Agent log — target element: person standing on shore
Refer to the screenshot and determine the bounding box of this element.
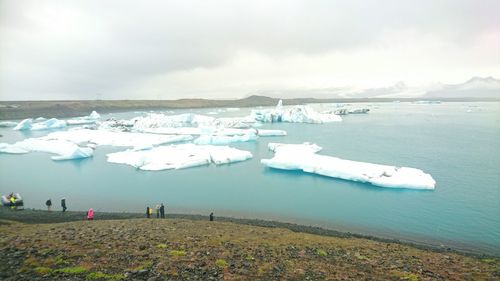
[146,206,151,218]
[209,212,214,221]
[46,199,52,212]
[61,198,67,212]
[155,204,160,218]
[160,203,165,218]
[87,208,94,220]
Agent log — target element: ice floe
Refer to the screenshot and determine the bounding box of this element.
[45,129,192,148]
[251,100,342,123]
[12,112,100,131]
[194,134,257,145]
[107,144,252,170]
[0,139,93,160]
[261,143,436,190]
[0,121,18,127]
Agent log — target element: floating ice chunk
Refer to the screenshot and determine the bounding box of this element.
[0,143,30,154]
[46,129,192,147]
[0,138,93,160]
[141,127,286,137]
[35,117,46,121]
[261,143,436,190]
[67,111,101,125]
[13,119,33,130]
[107,144,252,171]
[194,134,257,145]
[31,118,67,130]
[251,100,342,123]
[0,121,18,127]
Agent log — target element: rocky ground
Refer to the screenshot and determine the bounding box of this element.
[0,210,499,281]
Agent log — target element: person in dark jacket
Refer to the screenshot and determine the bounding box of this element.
[61,198,67,212]
[159,203,165,218]
[46,199,52,212]
[209,212,214,221]
[146,206,151,218]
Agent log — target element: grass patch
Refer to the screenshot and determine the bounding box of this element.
[401,273,419,281]
[54,255,69,266]
[156,243,167,249]
[316,249,327,257]
[86,272,125,281]
[215,259,228,268]
[169,250,186,256]
[34,267,53,275]
[131,261,153,271]
[245,255,254,261]
[55,266,88,275]
[481,258,496,263]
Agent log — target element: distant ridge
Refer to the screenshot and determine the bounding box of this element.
[424,76,500,98]
[1,95,499,120]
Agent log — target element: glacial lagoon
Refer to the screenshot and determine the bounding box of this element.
[0,102,499,254]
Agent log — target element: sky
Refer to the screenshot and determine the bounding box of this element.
[0,0,499,100]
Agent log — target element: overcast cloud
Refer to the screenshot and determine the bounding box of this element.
[0,0,499,100]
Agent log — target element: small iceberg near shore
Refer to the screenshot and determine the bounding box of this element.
[12,111,101,130]
[0,139,93,160]
[107,144,252,170]
[261,143,436,190]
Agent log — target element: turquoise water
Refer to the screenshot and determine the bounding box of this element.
[1,102,499,254]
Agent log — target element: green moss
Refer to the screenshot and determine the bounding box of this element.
[55,266,88,275]
[156,243,167,249]
[481,258,496,263]
[245,255,254,261]
[215,259,228,268]
[401,273,419,281]
[169,250,186,256]
[86,272,125,281]
[54,255,69,266]
[34,267,53,275]
[316,249,327,257]
[132,261,153,271]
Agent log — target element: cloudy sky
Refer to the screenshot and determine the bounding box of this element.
[0,0,499,100]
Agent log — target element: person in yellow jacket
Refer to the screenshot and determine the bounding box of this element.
[10,196,16,209]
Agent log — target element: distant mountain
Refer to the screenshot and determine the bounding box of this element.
[424,76,500,98]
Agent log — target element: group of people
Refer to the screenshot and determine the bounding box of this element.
[44,198,93,220]
[41,198,213,222]
[146,203,165,218]
[44,198,66,212]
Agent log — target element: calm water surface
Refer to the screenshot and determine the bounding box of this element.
[1,102,499,254]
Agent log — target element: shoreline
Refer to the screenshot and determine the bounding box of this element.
[1,207,497,259]
[1,96,499,120]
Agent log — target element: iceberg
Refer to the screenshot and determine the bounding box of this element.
[0,138,93,160]
[0,121,18,127]
[251,100,342,123]
[13,119,33,130]
[46,129,193,148]
[141,127,286,137]
[13,118,67,131]
[261,143,436,190]
[67,111,101,125]
[107,144,252,171]
[194,134,257,145]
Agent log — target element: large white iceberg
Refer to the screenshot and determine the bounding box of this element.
[107,144,252,171]
[261,143,436,190]
[251,100,342,123]
[194,134,257,145]
[45,129,192,148]
[13,118,67,131]
[0,138,93,160]
[141,127,286,137]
